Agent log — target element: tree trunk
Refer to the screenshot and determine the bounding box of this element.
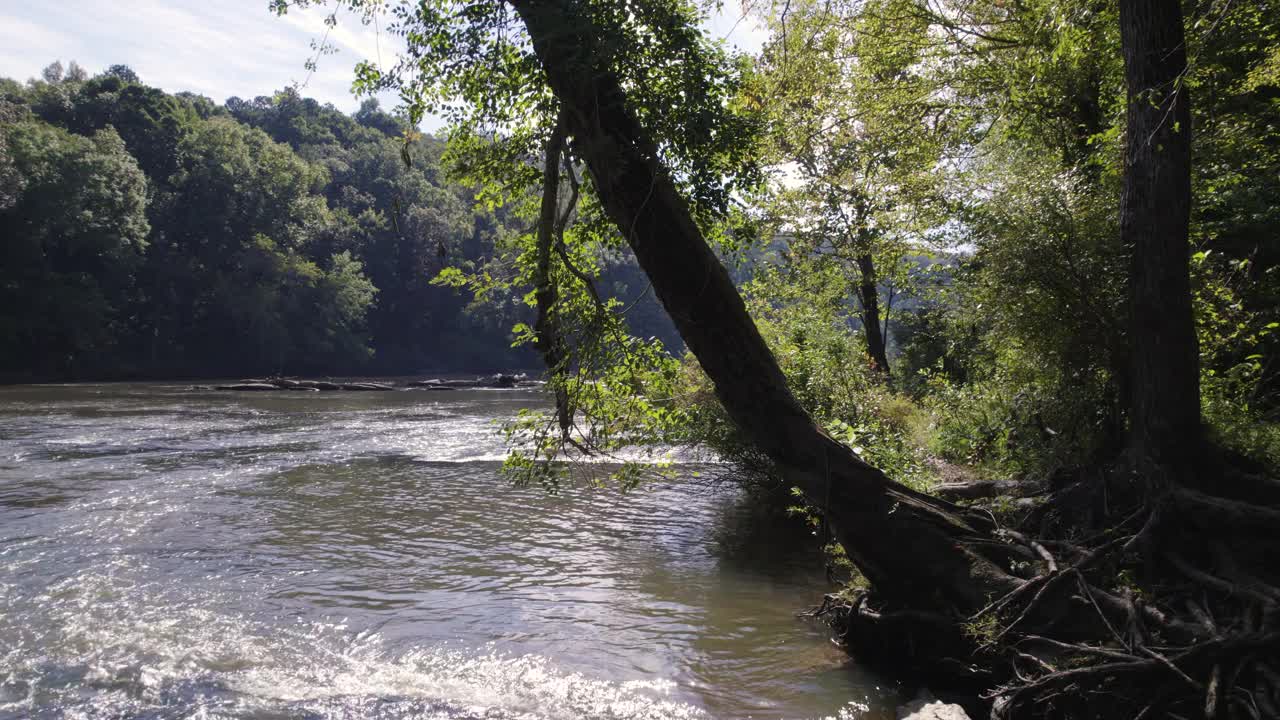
[1119,0,1200,467]
[510,0,1015,612]
[856,252,892,380]
[534,116,572,437]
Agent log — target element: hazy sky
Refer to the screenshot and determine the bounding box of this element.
[0,1,767,122]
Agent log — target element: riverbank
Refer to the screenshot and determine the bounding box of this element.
[0,368,548,387]
[207,373,545,392]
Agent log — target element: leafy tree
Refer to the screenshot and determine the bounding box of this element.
[56,74,201,181]
[40,61,63,84]
[139,116,334,373]
[207,236,376,372]
[103,64,140,84]
[750,0,944,381]
[1186,0,1280,419]
[228,88,526,372]
[0,61,543,378]
[0,120,148,375]
[0,99,23,213]
[354,98,404,137]
[65,61,88,83]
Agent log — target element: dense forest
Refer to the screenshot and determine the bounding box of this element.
[4,0,1280,716]
[0,62,676,380]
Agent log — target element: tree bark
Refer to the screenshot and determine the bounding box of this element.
[1119,0,1200,467]
[534,116,572,437]
[510,0,1016,612]
[856,252,892,380]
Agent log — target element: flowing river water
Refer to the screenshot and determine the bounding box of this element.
[0,383,900,719]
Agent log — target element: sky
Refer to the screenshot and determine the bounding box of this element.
[0,1,768,123]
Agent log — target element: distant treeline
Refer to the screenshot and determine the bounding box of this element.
[0,61,675,381]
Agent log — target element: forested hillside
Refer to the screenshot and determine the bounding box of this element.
[0,62,675,381]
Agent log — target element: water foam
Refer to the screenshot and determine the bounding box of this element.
[2,561,709,720]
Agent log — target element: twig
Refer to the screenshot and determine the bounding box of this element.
[1031,541,1057,573]
[1138,644,1203,691]
[1205,662,1222,719]
[1076,572,1131,652]
[1019,635,1139,663]
[990,572,1072,646]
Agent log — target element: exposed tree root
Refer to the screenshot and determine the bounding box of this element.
[935,480,1041,502]
[808,453,1280,719]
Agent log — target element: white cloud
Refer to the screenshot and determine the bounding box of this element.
[0,0,769,121]
[0,0,384,111]
[273,3,395,70]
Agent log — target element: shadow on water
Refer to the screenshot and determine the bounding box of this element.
[706,482,828,578]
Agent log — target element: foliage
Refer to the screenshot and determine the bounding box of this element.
[263,0,772,487]
[0,119,148,374]
[746,0,947,380]
[0,62,560,379]
[4,1,1278,487]
[1194,250,1280,465]
[667,260,935,494]
[283,0,766,234]
[743,0,1280,479]
[431,144,690,489]
[251,0,1280,490]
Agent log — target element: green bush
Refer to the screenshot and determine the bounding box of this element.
[671,266,935,492]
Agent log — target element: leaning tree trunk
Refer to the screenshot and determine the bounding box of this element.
[855,252,892,380]
[510,0,1016,614]
[533,115,573,437]
[1119,0,1199,468]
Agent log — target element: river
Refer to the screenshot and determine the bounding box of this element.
[0,382,899,719]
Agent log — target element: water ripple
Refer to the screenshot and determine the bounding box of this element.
[0,382,898,719]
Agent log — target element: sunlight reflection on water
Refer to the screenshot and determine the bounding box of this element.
[0,382,897,719]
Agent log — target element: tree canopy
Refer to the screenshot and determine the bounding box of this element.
[0,63,679,379]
